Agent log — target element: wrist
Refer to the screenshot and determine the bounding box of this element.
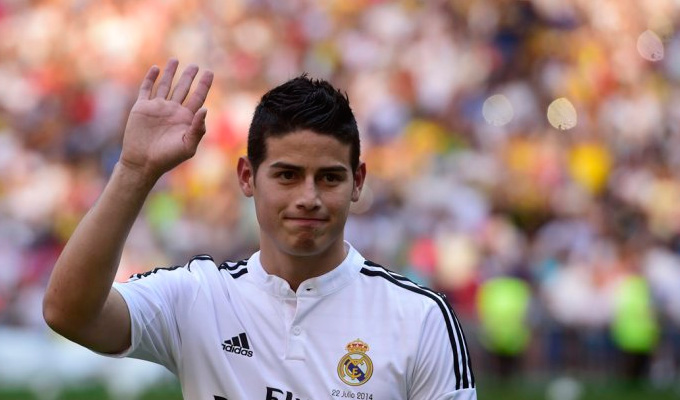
[113,161,161,191]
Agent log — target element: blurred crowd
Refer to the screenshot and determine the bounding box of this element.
[2,0,680,382]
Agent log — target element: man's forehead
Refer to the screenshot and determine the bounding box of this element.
[267,161,349,172]
[263,130,352,167]
[265,129,347,146]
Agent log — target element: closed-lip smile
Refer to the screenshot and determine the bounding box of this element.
[284,216,329,224]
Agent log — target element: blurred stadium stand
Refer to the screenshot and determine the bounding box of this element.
[0,327,174,399]
[2,0,680,397]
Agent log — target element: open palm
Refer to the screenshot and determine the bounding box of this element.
[120,59,214,179]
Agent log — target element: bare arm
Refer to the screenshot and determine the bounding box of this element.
[43,59,214,354]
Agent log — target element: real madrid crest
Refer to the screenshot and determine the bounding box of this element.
[337,339,373,386]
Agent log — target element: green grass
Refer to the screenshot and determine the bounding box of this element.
[0,382,182,400]
[476,376,680,400]
[1,378,678,400]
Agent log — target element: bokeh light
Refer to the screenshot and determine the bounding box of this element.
[637,29,665,61]
[482,94,514,127]
[547,97,578,131]
[1,1,680,399]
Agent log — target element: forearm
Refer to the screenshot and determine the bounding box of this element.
[43,162,157,332]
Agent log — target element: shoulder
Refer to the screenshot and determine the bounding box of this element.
[357,262,476,393]
[215,258,250,280]
[357,259,451,314]
[127,254,215,281]
[125,254,250,285]
[125,254,219,286]
[118,254,252,305]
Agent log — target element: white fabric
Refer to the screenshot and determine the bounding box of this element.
[110,243,476,399]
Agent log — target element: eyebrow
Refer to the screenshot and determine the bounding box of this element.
[269,162,349,173]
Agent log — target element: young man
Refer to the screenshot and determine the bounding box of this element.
[43,59,476,399]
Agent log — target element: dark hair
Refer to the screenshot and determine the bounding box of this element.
[247,74,360,175]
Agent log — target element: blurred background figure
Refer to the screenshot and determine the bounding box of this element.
[610,260,660,382]
[476,275,532,378]
[2,0,680,398]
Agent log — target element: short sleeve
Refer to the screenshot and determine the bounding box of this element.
[409,300,477,400]
[109,261,202,374]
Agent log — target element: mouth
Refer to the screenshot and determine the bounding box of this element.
[284,217,329,227]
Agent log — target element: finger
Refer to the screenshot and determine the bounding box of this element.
[154,58,179,99]
[183,108,209,151]
[184,70,214,113]
[169,64,199,104]
[137,65,160,100]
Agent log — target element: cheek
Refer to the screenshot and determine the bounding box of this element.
[256,196,279,214]
[324,192,353,214]
[255,182,284,204]
[254,188,290,219]
[254,191,279,222]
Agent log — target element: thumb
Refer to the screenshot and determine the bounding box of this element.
[184,108,208,151]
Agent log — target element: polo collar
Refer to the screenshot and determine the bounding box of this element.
[246,242,363,298]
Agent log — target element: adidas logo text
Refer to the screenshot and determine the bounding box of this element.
[222,344,253,357]
[222,332,254,358]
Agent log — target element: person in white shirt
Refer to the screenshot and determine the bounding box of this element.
[43,59,476,399]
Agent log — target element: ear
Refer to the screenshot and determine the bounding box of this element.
[351,162,367,202]
[237,156,255,197]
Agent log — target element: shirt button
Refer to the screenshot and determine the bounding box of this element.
[292,326,302,335]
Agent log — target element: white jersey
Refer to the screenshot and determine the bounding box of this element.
[110,243,476,400]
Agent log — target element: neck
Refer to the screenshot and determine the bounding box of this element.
[259,239,347,291]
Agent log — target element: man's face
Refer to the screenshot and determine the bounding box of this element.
[238,129,365,258]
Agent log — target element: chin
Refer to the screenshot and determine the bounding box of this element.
[286,240,323,256]
[283,235,335,257]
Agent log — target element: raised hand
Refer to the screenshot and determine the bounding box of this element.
[120,59,214,180]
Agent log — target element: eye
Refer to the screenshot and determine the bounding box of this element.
[322,173,344,183]
[279,171,296,181]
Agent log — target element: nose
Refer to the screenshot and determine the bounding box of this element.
[295,177,321,210]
